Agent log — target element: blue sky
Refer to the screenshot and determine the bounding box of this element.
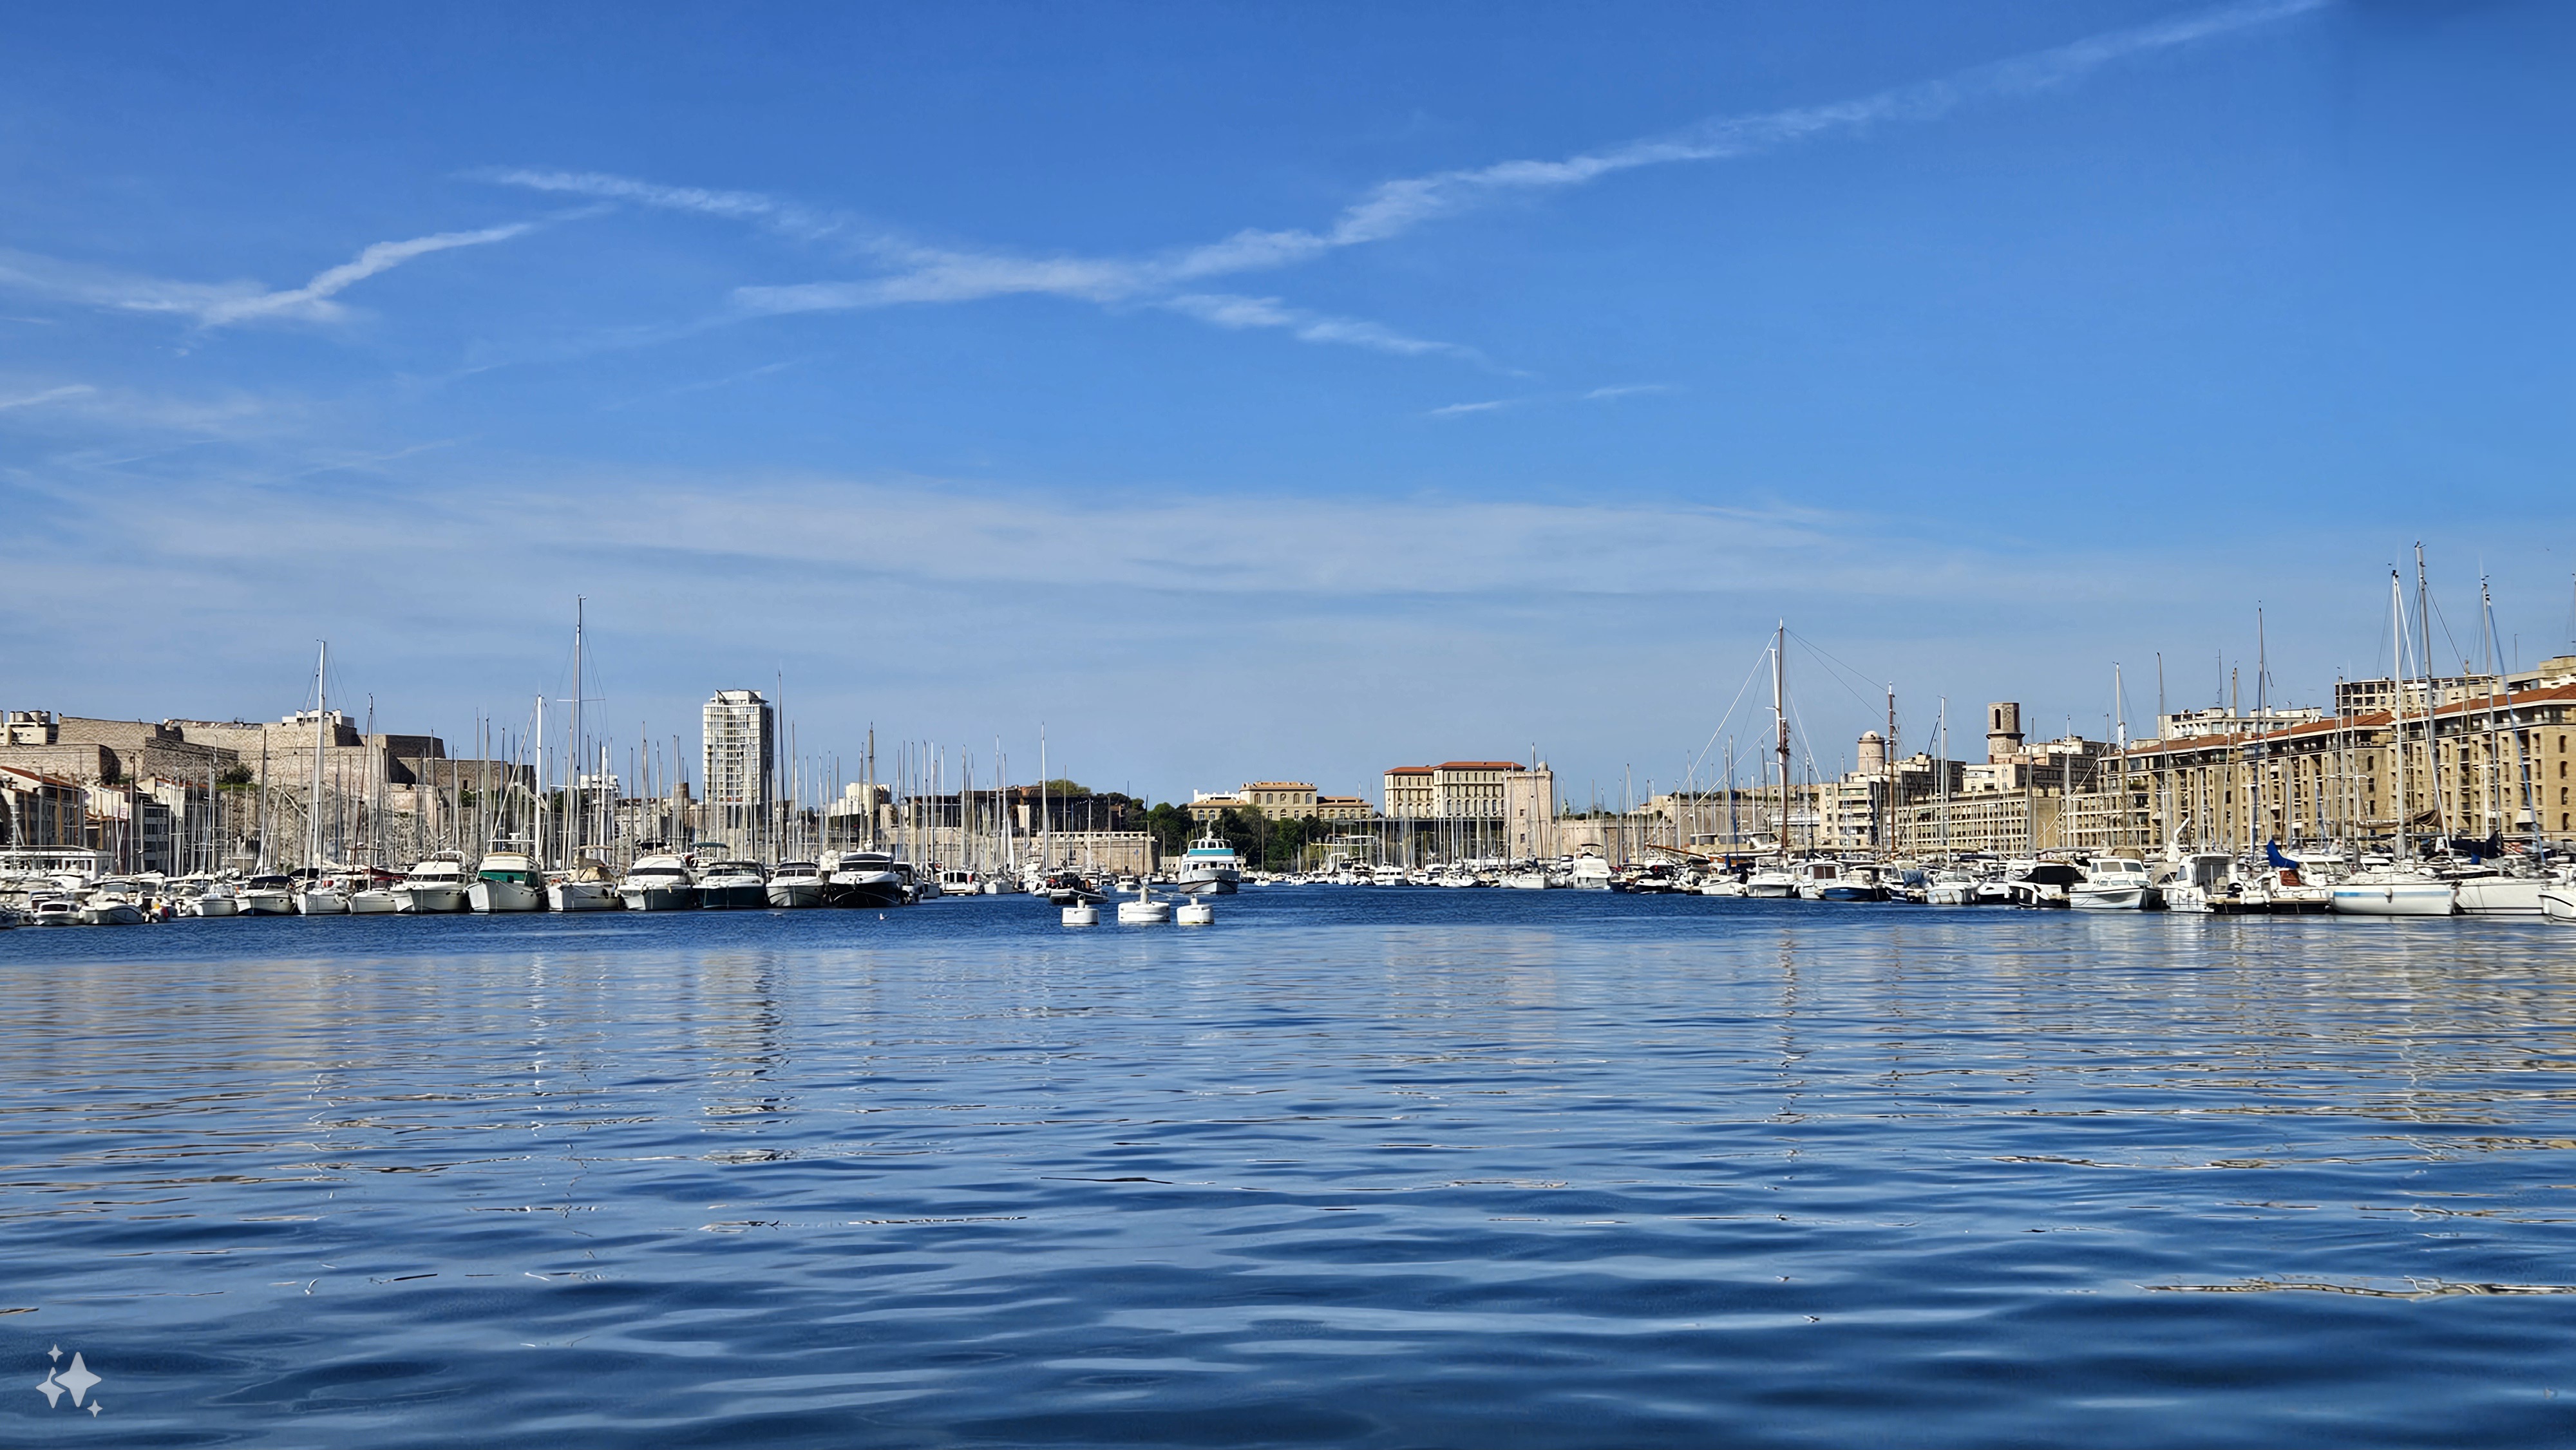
[3,1,2570,804]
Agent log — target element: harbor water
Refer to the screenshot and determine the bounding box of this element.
[6,892,2575,1446]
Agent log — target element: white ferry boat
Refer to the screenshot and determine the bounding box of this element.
[1174,830,1242,896]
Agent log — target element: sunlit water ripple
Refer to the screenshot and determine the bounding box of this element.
[6,890,2575,1446]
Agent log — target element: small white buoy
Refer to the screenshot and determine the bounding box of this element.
[1062,903,1099,926]
[1175,900,1213,925]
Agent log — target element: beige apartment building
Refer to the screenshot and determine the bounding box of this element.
[1379,760,1528,820]
[1871,668,2576,860]
[1188,782,1375,824]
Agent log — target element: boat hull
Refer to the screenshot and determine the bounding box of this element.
[2453,878,2550,916]
[2070,885,2146,910]
[765,881,824,909]
[2542,889,2576,925]
[829,878,909,909]
[697,883,768,910]
[469,880,545,913]
[2329,881,2456,916]
[618,885,699,912]
[346,890,400,914]
[1174,876,1237,896]
[82,902,147,926]
[295,890,348,916]
[548,881,621,912]
[236,890,295,916]
[191,894,240,918]
[393,883,468,914]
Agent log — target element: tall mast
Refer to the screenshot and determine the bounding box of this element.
[568,596,583,865]
[307,641,328,872]
[2391,569,2410,862]
[2254,607,2268,852]
[2113,664,2127,854]
[2413,544,2447,843]
[1771,621,1788,850]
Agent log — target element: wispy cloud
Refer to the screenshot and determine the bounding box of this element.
[0,221,539,328]
[601,357,810,410]
[1162,294,1492,362]
[1426,384,1671,417]
[0,384,96,411]
[476,0,2322,364]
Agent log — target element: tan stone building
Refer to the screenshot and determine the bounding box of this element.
[1187,782,1372,824]
[1380,760,1528,820]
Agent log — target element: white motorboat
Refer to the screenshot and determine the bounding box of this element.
[392,852,471,914]
[765,862,826,909]
[345,875,401,914]
[178,878,240,918]
[694,860,768,910]
[617,854,699,911]
[2541,883,2576,925]
[2159,852,2239,914]
[294,876,350,915]
[2002,860,2081,908]
[548,854,621,912]
[1567,852,1615,890]
[940,867,989,898]
[31,894,83,926]
[1502,866,1551,890]
[2452,873,2553,917]
[1743,861,1799,899]
[81,883,149,925]
[469,844,547,913]
[1924,869,1978,906]
[236,874,298,916]
[2070,858,2154,910]
[1174,831,1243,896]
[2329,868,2457,916]
[823,851,911,908]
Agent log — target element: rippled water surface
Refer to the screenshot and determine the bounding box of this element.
[8,891,2576,1446]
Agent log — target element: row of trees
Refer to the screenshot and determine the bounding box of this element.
[1142,802,1335,873]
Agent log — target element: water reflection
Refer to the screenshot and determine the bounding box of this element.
[5,898,2575,1447]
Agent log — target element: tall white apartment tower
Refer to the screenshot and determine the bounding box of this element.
[701,690,775,841]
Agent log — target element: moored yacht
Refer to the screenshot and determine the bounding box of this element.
[696,860,768,909]
[237,874,297,916]
[392,852,471,914]
[294,871,350,916]
[617,854,699,911]
[549,854,621,912]
[824,851,912,907]
[2070,858,2154,910]
[469,842,547,913]
[2329,866,2456,917]
[1174,830,1243,896]
[1743,860,1799,898]
[765,861,826,909]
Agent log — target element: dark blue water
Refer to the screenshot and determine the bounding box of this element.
[6,891,2575,1447]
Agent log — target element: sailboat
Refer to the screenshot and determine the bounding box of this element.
[294,643,350,916]
[2332,569,2459,916]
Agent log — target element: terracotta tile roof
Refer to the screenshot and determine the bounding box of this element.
[2116,683,2576,759]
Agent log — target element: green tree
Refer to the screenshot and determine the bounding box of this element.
[1144,802,1195,859]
